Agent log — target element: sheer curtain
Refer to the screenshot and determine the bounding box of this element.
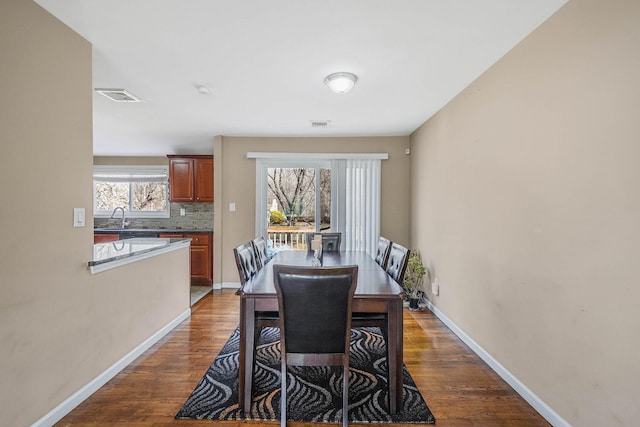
[341,159,381,256]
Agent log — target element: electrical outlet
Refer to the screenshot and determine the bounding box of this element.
[180,208,186,216]
[431,277,439,296]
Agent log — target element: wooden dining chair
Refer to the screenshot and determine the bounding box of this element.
[386,243,411,284]
[305,232,342,252]
[252,236,270,270]
[273,264,358,427]
[374,236,392,269]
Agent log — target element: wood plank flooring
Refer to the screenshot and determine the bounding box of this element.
[55,290,549,426]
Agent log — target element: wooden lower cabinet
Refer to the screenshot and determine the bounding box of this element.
[94,233,120,243]
[159,232,213,285]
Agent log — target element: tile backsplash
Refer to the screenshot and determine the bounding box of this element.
[94,202,214,230]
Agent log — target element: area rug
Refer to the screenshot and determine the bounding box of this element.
[176,327,435,423]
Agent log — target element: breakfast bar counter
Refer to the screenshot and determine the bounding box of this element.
[88,237,191,274]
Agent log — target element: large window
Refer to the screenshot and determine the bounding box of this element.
[252,153,388,256]
[93,166,170,218]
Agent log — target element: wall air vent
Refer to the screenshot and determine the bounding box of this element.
[310,120,331,128]
[95,88,141,102]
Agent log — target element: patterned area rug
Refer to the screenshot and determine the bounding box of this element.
[176,327,435,423]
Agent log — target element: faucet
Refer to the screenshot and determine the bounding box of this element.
[110,206,129,228]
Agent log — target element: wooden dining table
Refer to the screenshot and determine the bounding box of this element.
[236,249,405,415]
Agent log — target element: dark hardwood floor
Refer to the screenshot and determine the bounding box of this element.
[55,289,549,426]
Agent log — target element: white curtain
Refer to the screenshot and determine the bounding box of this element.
[343,159,381,256]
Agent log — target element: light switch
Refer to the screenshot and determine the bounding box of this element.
[229,202,236,212]
[73,208,85,227]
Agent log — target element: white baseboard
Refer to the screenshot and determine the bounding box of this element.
[32,308,191,427]
[218,281,241,289]
[422,300,570,427]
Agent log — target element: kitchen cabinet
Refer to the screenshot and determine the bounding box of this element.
[159,232,213,285]
[167,155,213,202]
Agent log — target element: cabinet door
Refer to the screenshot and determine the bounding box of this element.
[194,158,214,202]
[169,158,194,202]
[189,245,210,281]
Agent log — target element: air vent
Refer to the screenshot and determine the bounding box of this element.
[310,120,331,128]
[95,88,141,102]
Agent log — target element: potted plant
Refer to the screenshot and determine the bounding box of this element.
[403,251,430,311]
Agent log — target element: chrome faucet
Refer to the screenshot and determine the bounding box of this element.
[110,206,129,228]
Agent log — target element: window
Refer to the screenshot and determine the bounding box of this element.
[250,152,388,256]
[93,165,170,218]
[266,165,332,250]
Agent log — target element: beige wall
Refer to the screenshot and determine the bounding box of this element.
[0,2,190,425]
[410,0,640,425]
[214,136,410,284]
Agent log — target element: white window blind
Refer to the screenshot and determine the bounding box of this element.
[93,166,168,182]
[342,159,381,256]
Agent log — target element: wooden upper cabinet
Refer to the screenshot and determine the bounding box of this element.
[194,157,213,202]
[168,158,195,202]
[167,155,213,202]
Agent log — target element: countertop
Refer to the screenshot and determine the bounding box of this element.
[94,228,213,234]
[88,237,191,274]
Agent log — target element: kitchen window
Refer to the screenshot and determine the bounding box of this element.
[93,165,170,218]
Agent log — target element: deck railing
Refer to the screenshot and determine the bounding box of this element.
[267,230,310,251]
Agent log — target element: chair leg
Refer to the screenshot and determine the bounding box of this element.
[342,363,349,427]
[281,361,287,427]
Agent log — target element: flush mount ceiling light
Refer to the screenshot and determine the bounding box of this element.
[324,72,357,94]
[195,85,210,95]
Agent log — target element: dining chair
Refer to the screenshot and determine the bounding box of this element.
[252,236,270,270]
[386,243,411,284]
[273,264,358,427]
[233,241,260,285]
[352,236,393,386]
[374,236,392,269]
[234,241,280,382]
[305,232,342,252]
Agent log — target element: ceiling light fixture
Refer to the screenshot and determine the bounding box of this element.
[196,85,210,95]
[324,72,357,94]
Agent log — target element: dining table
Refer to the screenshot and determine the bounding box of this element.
[236,249,405,415]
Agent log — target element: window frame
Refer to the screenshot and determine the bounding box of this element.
[93,165,171,219]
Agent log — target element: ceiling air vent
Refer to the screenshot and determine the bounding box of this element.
[95,88,141,102]
[310,120,331,129]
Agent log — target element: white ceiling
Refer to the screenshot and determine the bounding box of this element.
[35,0,567,156]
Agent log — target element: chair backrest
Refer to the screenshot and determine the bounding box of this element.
[273,265,358,356]
[374,236,392,269]
[385,243,410,284]
[233,241,259,285]
[252,236,269,269]
[305,232,342,252]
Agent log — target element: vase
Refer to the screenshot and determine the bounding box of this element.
[408,298,420,311]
